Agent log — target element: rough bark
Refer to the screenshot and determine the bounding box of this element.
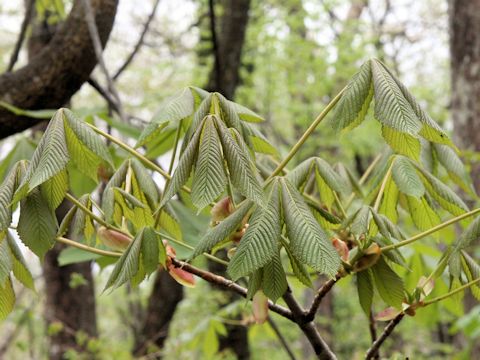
[206,0,251,99]
[450,0,480,355]
[44,201,98,360]
[0,0,118,139]
[133,270,184,358]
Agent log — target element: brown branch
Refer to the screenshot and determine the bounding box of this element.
[170,258,294,321]
[305,275,341,321]
[368,311,379,359]
[113,0,161,80]
[7,0,35,72]
[208,0,222,90]
[87,77,120,113]
[365,313,404,360]
[282,289,336,360]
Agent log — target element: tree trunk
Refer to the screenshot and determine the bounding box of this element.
[450,0,480,355]
[0,0,118,139]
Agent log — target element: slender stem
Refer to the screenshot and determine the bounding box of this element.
[64,193,110,229]
[381,207,480,252]
[167,120,183,176]
[86,122,192,194]
[56,237,121,257]
[306,275,341,321]
[368,311,379,359]
[267,317,297,360]
[345,153,383,209]
[267,88,346,180]
[365,313,404,360]
[333,191,347,219]
[423,277,480,306]
[372,159,394,212]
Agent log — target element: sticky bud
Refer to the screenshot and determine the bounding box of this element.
[252,290,269,324]
[353,243,381,272]
[211,197,234,223]
[98,226,132,251]
[331,238,349,262]
[167,264,196,288]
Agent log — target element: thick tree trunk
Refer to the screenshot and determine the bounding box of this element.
[450,0,480,355]
[133,270,184,358]
[0,0,118,139]
[206,0,251,99]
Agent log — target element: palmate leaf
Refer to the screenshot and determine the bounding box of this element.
[0,276,15,322]
[191,116,227,210]
[216,119,264,206]
[391,156,424,198]
[159,123,203,209]
[17,188,57,259]
[371,60,422,135]
[6,232,35,291]
[136,87,196,148]
[332,60,373,132]
[281,178,340,277]
[63,109,113,181]
[371,256,405,308]
[228,181,282,280]
[192,201,252,257]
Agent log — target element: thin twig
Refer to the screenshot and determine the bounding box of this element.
[88,77,122,115]
[113,0,161,80]
[305,275,341,321]
[365,313,404,359]
[267,317,297,360]
[81,0,127,122]
[6,0,35,72]
[368,311,379,359]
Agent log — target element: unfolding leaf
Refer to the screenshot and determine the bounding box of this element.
[371,256,405,308]
[357,270,374,316]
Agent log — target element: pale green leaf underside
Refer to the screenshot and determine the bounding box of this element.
[391,156,424,198]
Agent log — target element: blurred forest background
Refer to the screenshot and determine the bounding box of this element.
[0,0,479,359]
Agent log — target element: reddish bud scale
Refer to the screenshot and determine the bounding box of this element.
[211,197,234,223]
[252,290,269,324]
[331,238,349,261]
[98,226,132,251]
[353,243,381,272]
[162,240,196,288]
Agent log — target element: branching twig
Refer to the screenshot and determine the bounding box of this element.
[169,258,294,321]
[365,313,404,360]
[282,289,336,360]
[113,0,161,80]
[81,0,126,122]
[6,0,35,72]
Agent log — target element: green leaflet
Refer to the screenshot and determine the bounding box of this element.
[0,237,12,285]
[371,60,422,135]
[371,256,405,308]
[246,269,263,300]
[0,137,35,180]
[136,87,195,148]
[63,109,113,181]
[192,201,252,257]
[453,215,480,252]
[281,178,340,277]
[6,232,35,291]
[357,270,374,316]
[158,205,183,241]
[284,240,312,287]
[433,144,474,195]
[191,116,227,210]
[40,168,68,210]
[104,230,143,291]
[0,163,23,232]
[381,125,421,160]
[17,188,57,259]
[216,93,242,131]
[216,119,265,206]
[262,252,288,302]
[418,168,468,216]
[230,101,264,123]
[129,158,160,207]
[379,175,399,223]
[102,161,129,223]
[460,251,480,300]
[0,276,15,322]
[315,158,349,195]
[391,156,424,198]
[286,158,314,189]
[70,194,95,244]
[160,122,203,209]
[332,60,373,132]
[228,181,282,280]
[349,205,371,236]
[182,94,212,153]
[240,122,277,155]
[141,227,161,276]
[406,195,440,232]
